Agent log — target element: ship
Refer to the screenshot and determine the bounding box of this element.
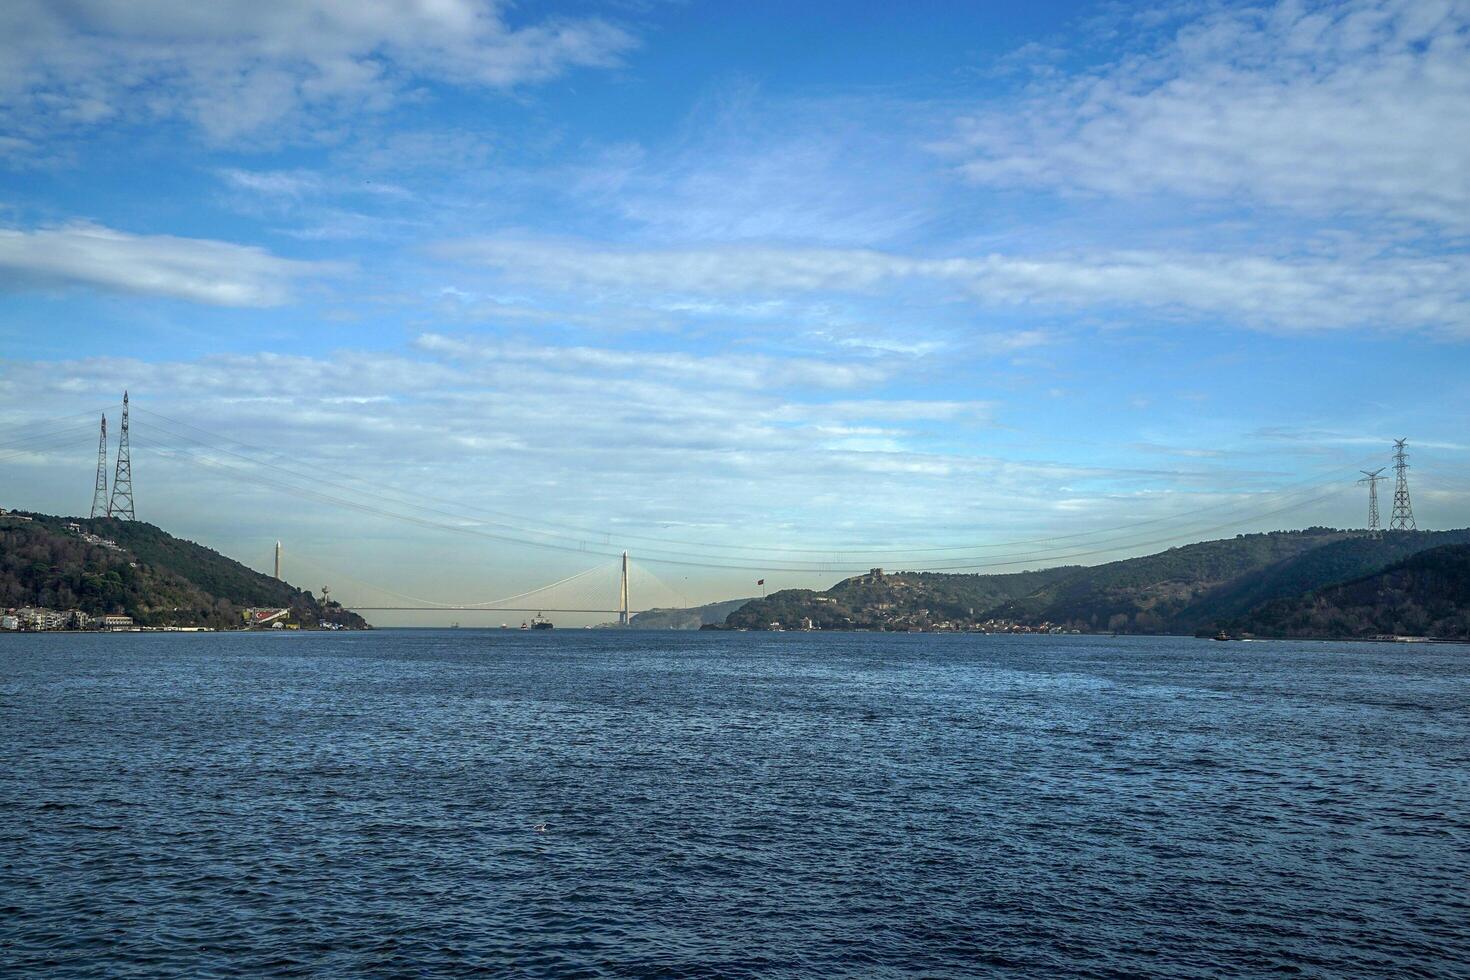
[531,613,554,630]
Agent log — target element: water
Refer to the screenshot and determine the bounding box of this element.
[2,631,1468,978]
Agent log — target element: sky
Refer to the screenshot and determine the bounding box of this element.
[2,0,1468,624]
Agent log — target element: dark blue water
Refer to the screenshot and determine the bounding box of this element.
[3,632,1468,978]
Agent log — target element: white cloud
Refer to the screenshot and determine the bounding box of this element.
[947,0,1470,228]
[1,342,1259,557]
[218,169,326,198]
[0,0,635,145]
[444,237,1470,336]
[0,221,336,306]
[443,238,911,294]
[412,333,889,391]
[774,400,995,424]
[565,86,938,246]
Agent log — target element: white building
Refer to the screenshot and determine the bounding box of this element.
[16,608,66,630]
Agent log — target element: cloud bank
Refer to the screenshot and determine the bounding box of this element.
[446,237,1470,336]
[0,0,635,145]
[0,222,335,306]
[950,0,1470,229]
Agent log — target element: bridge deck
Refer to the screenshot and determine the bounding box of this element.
[344,606,641,613]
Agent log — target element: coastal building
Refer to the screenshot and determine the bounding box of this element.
[1,615,17,630]
[102,614,134,630]
[16,607,67,630]
[242,608,290,627]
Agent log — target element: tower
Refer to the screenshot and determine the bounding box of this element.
[619,551,629,626]
[90,414,109,518]
[275,541,282,580]
[1389,438,1415,531]
[1357,468,1385,538]
[108,391,136,521]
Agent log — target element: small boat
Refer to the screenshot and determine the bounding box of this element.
[531,613,553,630]
[500,623,509,630]
[1213,630,1237,641]
[519,621,529,630]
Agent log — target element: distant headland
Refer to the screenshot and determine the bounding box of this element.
[0,510,368,632]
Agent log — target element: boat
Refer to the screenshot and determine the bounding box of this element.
[1213,630,1238,641]
[519,621,529,630]
[531,613,553,630]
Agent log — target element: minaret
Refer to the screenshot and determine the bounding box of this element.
[275,540,282,580]
[90,414,109,518]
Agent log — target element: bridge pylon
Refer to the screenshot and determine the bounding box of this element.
[620,551,629,626]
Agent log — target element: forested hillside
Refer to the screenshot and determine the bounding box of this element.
[0,513,367,629]
[719,529,1470,636]
[627,598,753,629]
[1233,544,1470,639]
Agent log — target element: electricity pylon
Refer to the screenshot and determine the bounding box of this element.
[1388,439,1415,531]
[108,391,136,520]
[1357,468,1385,538]
[90,414,109,518]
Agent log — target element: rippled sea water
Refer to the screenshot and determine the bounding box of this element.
[2,631,1468,978]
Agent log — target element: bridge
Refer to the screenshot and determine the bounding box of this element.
[297,550,691,625]
[1,400,1416,627]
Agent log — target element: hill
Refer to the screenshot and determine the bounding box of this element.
[1231,543,1470,640]
[719,529,1470,635]
[0,512,368,630]
[627,598,753,630]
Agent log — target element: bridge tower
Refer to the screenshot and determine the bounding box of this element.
[619,551,630,626]
[90,414,109,518]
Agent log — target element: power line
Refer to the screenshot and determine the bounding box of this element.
[131,404,1370,559]
[132,409,1368,571]
[140,429,1354,573]
[0,406,120,441]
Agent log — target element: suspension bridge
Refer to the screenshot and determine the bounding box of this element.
[2,397,1460,627]
[286,549,698,626]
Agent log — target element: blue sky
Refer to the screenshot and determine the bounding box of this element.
[2,0,1468,621]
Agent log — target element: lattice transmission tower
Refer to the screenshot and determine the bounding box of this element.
[90,414,109,518]
[1357,468,1385,538]
[1388,438,1415,531]
[108,391,136,520]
